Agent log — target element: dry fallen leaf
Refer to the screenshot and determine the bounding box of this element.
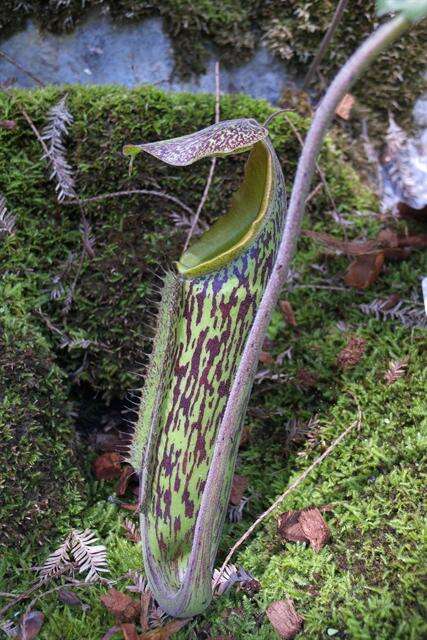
[229,474,248,506]
[58,588,85,607]
[279,300,297,327]
[20,611,44,640]
[278,508,330,552]
[335,93,355,120]
[117,464,135,496]
[93,452,123,481]
[266,599,303,639]
[344,251,385,289]
[336,335,366,370]
[299,508,330,552]
[121,623,139,640]
[277,510,307,544]
[140,618,191,639]
[100,588,140,623]
[259,351,275,365]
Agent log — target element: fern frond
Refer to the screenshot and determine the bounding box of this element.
[0,195,17,237]
[212,564,256,596]
[384,357,409,385]
[70,529,108,582]
[38,533,72,580]
[42,95,76,202]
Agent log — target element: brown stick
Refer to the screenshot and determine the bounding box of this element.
[213,396,362,588]
[183,61,221,251]
[0,50,45,87]
[302,0,350,89]
[282,112,338,215]
[64,190,195,217]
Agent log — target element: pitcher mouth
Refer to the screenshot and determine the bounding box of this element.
[177,140,273,278]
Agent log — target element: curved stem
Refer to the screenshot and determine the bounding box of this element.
[187,13,410,599]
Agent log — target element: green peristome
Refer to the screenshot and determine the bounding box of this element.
[126,118,286,617]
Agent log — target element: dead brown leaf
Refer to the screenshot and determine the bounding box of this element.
[140,591,152,633]
[277,510,307,544]
[266,599,303,639]
[229,474,248,506]
[299,508,330,552]
[278,507,330,551]
[58,588,84,607]
[121,623,139,640]
[117,464,135,496]
[140,618,191,639]
[0,119,17,129]
[259,351,275,365]
[335,93,355,120]
[336,335,366,370]
[93,452,123,481]
[279,300,297,327]
[20,611,44,640]
[344,251,385,289]
[100,588,140,623]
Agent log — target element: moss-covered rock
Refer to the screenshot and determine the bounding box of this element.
[1,2,426,126]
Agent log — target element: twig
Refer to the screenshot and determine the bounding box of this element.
[0,49,45,87]
[281,112,338,216]
[214,398,362,588]
[183,61,221,251]
[302,0,350,89]
[64,190,194,217]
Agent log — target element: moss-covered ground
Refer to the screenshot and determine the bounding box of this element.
[0,86,426,638]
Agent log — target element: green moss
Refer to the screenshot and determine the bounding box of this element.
[0,85,372,398]
[0,280,86,546]
[0,85,425,638]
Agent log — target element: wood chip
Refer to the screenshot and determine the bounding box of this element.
[299,507,330,552]
[266,599,303,639]
[335,93,355,120]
